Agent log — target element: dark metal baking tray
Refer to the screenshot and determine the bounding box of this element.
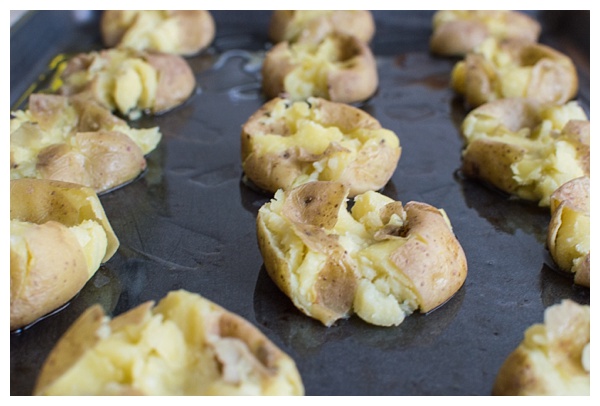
[10,10,590,396]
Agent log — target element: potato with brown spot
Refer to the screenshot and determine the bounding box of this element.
[101,11,215,56]
[256,181,467,327]
[33,290,304,395]
[10,179,119,331]
[242,97,400,197]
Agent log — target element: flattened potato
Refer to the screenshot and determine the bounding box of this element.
[430,10,541,56]
[10,179,119,331]
[10,93,161,193]
[460,98,589,207]
[59,48,195,119]
[547,177,590,287]
[269,10,375,44]
[256,181,468,327]
[101,10,215,56]
[242,97,401,197]
[262,33,378,103]
[451,38,578,107]
[34,290,304,396]
[492,300,590,395]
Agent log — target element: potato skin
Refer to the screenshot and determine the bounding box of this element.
[256,181,468,327]
[60,48,195,116]
[241,97,400,197]
[10,179,119,331]
[452,39,578,107]
[101,10,215,56]
[390,202,468,313]
[547,176,590,286]
[34,290,304,395]
[262,33,378,104]
[492,300,590,395]
[430,10,541,56]
[269,10,375,44]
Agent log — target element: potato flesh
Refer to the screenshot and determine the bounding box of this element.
[462,102,588,206]
[10,99,161,181]
[252,100,399,187]
[39,291,299,395]
[283,11,335,42]
[116,11,181,54]
[283,36,344,100]
[261,189,420,326]
[64,50,158,119]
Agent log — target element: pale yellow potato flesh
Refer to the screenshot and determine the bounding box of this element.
[34,290,304,396]
[493,300,590,395]
[10,94,161,193]
[256,181,468,327]
[430,10,541,56]
[451,38,578,108]
[242,97,400,197]
[101,11,215,56]
[461,99,589,207]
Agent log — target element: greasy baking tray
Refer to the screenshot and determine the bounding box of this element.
[10,10,590,395]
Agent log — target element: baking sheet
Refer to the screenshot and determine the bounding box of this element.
[10,10,590,396]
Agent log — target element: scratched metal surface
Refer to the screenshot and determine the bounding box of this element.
[10,10,590,396]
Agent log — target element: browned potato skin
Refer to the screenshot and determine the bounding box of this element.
[390,201,468,313]
[34,291,304,395]
[60,49,195,115]
[454,39,578,107]
[547,176,590,287]
[269,10,375,44]
[256,182,357,326]
[101,10,215,56]
[10,179,119,331]
[242,97,400,197]
[261,33,378,104]
[430,10,541,56]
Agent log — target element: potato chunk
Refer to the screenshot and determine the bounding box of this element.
[10,94,161,193]
[460,98,589,207]
[242,97,400,197]
[33,290,304,396]
[493,300,590,395]
[256,181,468,327]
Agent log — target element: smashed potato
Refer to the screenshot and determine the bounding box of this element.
[10,93,161,193]
[256,181,468,327]
[10,179,119,331]
[34,290,304,395]
[101,10,215,56]
[547,176,589,287]
[461,98,589,207]
[269,10,375,44]
[451,38,578,107]
[59,48,195,119]
[262,33,378,103]
[430,10,541,57]
[492,300,590,395]
[241,97,401,197]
